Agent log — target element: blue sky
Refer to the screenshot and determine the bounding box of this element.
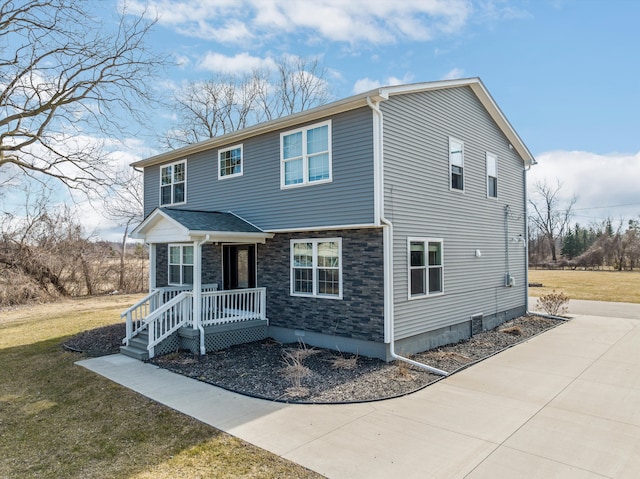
[38,0,640,237]
[123,0,639,152]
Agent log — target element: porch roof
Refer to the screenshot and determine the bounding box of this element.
[130,208,274,243]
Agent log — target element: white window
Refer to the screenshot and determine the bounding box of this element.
[291,238,342,298]
[486,152,497,198]
[218,144,243,179]
[408,238,443,298]
[281,120,332,188]
[160,161,186,205]
[168,244,193,285]
[449,137,464,191]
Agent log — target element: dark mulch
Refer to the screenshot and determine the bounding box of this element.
[63,315,564,403]
[63,322,126,357]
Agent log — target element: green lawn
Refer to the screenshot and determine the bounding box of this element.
[529,269,640,303]
[0,295,322,479]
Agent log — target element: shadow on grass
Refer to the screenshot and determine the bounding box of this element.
[0,336,321,479]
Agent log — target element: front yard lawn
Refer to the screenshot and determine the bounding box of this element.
[0,295,321,479]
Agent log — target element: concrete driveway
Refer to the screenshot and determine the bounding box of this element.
[79,301,640,478]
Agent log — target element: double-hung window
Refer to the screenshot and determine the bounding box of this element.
[449,138,464,191]
[291,238,342,298]
[168,244,193,285]
[486,152,498,198]
[409,238,443,298]
[281,120,331,188]
[160,161,186,205]
[218,144,243,179]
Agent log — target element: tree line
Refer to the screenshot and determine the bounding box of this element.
[528,181,640,270]
[0,193,147,306]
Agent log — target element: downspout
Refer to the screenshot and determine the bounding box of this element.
[366,96,448,377]
[194,234,211,355]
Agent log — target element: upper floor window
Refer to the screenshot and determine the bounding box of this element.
[486,152,498,198]
[409,238,443,298]
[218,144,243,179]
[168,244,193,285]
[160,161,186,205]
[291,238,342,299]
[281,120,332,188]
[449,137,464,191]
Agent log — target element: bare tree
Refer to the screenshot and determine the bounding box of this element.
[528,180,577,262]
[102,166,144,290]
[0,0,165,193]
[162,56,331,149]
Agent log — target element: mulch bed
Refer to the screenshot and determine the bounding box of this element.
[65,315,564,403]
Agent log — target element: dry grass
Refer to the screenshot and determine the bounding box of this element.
[0,295,322,479]
[499,326,523,336]
[528,269,640,303]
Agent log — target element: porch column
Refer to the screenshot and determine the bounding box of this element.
[148,243,156,291]
[193,240,202,331]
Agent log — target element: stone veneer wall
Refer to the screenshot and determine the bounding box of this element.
[258,228,385,343]
[155,243,222,287]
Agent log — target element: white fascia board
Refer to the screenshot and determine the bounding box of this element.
[266,223,380,233]
[130,209,189,239]
[189,231,274,243]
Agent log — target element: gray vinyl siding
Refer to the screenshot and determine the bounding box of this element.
[143,107,375,230]
[383,86,528,340]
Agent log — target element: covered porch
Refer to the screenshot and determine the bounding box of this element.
[121,208,274,360]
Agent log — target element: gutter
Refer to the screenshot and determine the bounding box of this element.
[366,96,448,377]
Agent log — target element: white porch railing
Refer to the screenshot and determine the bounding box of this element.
[201,287,267,327]
[122,285,266,359]
[121,284,217,345]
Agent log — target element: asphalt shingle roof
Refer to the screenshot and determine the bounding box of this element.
[160,208,263,233]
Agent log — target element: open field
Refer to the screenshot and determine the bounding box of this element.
[0,295,322,479]
[528,269,640,304]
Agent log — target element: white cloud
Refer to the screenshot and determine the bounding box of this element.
[198,52,277,73]
[441,67,465,80]
[127,0,472,46]
[528,150,640,225]
[352,74,414,94]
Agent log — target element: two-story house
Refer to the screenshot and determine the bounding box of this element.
[121,78,535,366]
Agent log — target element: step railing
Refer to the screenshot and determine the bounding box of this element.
[200,287,267,327]
[146,291,193,359]
[121,284,218,345]
[121,290,162,345]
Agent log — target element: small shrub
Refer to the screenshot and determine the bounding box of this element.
[281,349,312,389]
[536,290,570,316]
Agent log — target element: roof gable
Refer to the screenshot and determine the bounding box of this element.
[131,208,273,243]
[133,78,534,168]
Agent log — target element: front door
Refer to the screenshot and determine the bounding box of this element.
[223,244,256,290]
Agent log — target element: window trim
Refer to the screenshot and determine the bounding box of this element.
[290,237,343,299]
[168,244,194,286]
[407,237,444,300]
[486,152,498,198]
[159,160,187,206]
[448,137,464,192]
[218,144,243,180]
[280,120,332,189]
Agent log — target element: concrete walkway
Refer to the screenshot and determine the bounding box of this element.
[78,303,640,478]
